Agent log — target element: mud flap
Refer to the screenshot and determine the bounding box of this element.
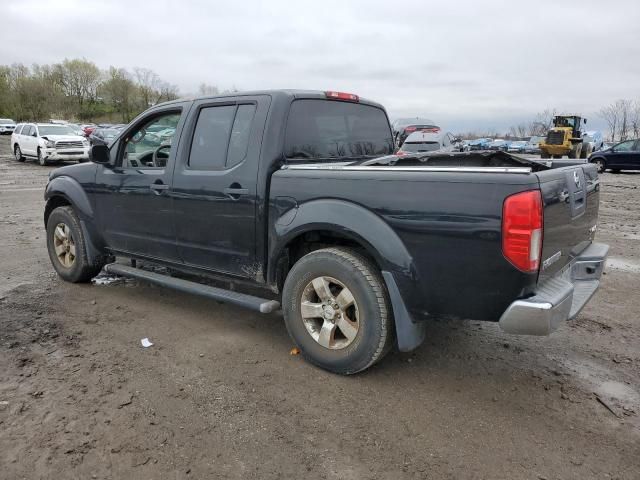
[382,271,427,352]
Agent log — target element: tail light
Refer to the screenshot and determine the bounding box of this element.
[502,190,543,272]
[325,91,359,102]
[404,126,417,133]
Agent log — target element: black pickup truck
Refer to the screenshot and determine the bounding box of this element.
[43,90,608,374]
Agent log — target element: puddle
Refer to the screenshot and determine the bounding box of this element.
[606,257,640,273]
[557,357,640,407]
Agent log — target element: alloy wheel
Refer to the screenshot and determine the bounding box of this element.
[300,276,360,350]
[53,223,76,268]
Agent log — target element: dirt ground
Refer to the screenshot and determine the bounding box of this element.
[0,135,638,480]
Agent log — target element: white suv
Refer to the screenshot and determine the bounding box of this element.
[0,118,16,135]
[11,123,90,165]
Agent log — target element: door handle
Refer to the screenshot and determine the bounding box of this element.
[150,182,169,194]
[224,184,249,199]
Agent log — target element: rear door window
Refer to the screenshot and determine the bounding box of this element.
[188,104,257,170]
[284,99,393,161]
[188,105,236,170]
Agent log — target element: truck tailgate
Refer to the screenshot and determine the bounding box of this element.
[536,163,600,283]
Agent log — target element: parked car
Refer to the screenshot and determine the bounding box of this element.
[89,127,121,146]
[589,138,640,173]
[468,138,492,151]
[391,117,440,146]
[0,118,16,135]
[507,141,527,153]
[397,131,457,155]
[44,89,607,374]
[11,123,90,165]
[488,139,510,151]
[525,136,544,154]
[583,130,605,153]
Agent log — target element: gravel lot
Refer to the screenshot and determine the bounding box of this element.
[0,135,639,479]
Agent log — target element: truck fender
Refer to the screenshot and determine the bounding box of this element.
[45,176,94,221]
[271,199,425,352]
[45,176,106,266]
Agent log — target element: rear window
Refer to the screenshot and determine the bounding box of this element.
[401,142,440,153]
[284,99,393,161]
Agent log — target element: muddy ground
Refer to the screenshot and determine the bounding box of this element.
[0,135,638,480]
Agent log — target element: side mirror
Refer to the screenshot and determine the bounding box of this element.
[90,144,111,165]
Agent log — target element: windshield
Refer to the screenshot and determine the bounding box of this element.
[38,125,76,136]
[285,100,393,161]
[401,142,440,152]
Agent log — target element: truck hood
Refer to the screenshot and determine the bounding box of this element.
[41,134,86,142]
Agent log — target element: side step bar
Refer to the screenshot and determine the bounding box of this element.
[103,263,281,314]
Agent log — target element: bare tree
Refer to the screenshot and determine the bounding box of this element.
[630,100,640,139]
[198,83,219,96]
[133,67,161,107]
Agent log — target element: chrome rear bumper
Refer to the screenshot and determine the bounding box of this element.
[499,243,609,335]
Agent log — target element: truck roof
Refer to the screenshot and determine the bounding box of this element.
[155,89,386,111]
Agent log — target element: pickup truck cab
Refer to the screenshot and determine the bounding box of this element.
[12,123,90,165]
[44,90,608,374]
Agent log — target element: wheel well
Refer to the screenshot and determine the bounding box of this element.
[44,196,71,226]
[273,230,382,292]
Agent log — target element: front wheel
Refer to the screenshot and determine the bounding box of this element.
[46,206,104,282]
[282,248,394,374]
[592,158,606,173]
[38,148,47,166]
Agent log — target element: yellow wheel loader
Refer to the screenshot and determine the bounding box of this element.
[539,115,592,159]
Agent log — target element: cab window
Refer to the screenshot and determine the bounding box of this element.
[121,112,181,168]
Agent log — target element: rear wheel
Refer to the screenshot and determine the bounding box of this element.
[14,145,25,162]
[282,247,393,375]
[581,143,592,159]
[540,151,550,159]
[46,206,104,283]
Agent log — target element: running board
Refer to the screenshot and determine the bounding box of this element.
[103,263,280,314]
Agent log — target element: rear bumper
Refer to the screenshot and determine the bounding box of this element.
[499,242,609,335]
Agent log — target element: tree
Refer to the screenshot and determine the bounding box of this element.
[598,100,634,142]
[134,67,161,108]
[54,58,101,110]
[100,67,136,122]
[198,83,219,96]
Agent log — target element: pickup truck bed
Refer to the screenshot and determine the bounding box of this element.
[42,90,608,374]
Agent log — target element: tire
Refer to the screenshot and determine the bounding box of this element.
[568,143,582,159]
[592,158,606,173]
[37,148,47,166]
[14,144,25,162]
[553,155,562,159]
[282,247,393,375]
[581,143,592,159]
[540,151,550,159]
[46,206,104,283]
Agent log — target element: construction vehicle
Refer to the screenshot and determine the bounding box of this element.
[539,115,592,159]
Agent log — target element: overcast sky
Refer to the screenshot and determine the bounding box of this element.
[2,0,639,133]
